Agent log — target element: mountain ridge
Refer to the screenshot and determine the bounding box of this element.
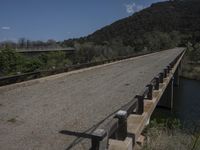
[79,0,200,46]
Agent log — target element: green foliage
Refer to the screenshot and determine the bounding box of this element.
[74,42,96,63]
[143,117,200,150]
[142,31,180,51]
[182,42,200,80]
[187,42,200,62]
[72,40,136,64]
[22,58,43,73]
[0,48,72,77]
[73,0,200,49]
[149,118,182,130]
[64,0,198,54]
[39,51,72,69]
[143,118,194,150]
[0,48,21,75]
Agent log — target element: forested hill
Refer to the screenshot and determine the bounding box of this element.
[83,0,200,46]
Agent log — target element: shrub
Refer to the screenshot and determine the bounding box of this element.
[0,48,22,75]
[38,51,72,69]
[187,42,200,62]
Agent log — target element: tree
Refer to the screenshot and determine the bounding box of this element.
[0,48,21,75]
[38,51,72,69]
[187,43,200,62]
[74,42,96,63]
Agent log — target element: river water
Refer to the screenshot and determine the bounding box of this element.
[174,78,200,124]
[153,78,200,128]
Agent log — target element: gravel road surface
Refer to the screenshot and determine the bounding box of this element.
[0,48,184,150]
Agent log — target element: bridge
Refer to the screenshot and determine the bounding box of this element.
[0,48,185,150]
[15,47,75,57]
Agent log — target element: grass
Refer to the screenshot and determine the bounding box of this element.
[142,118,200,150]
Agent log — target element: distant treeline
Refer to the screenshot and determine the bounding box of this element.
[0,38,64,50]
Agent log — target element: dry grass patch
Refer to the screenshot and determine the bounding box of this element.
[142,119,200,150]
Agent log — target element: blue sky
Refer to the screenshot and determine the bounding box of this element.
[0,0,166,42]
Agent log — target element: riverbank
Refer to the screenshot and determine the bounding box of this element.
[142,78,200,149]
[142,119,200,150]
[181,56,200,80]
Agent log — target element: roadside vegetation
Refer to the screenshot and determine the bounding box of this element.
[142,118,200,150]
[0,31,182,77]
[0,47,72,77]
[181,43,200,80]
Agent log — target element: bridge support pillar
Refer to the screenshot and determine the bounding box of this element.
[174,65,180,87]
[157,78,174,110]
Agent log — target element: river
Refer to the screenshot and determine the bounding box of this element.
[153,78,200,128]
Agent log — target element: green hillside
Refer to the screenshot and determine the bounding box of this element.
[85,0,200,47]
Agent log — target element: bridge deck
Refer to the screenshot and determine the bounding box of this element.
[0,48,184,150]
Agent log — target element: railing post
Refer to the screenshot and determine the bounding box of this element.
[146,84,153,100]
[136,95,144,115]
[154,77,160,90]
[91,129,107,150]
[115,110,128,140]
[164,68,168,78]
[167,65,170,73]
[169,64,172,70]
[159,72,164,83]
[169,63,172,69]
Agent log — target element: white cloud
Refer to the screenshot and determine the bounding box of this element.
[125,3,144,14]
[1,26,11,30]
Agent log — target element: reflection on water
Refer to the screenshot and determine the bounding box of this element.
[153,78,200,128]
